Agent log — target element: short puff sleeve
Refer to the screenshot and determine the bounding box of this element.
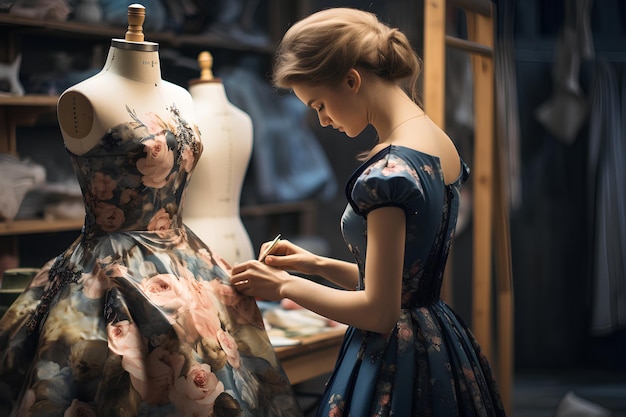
[349,154,424,216]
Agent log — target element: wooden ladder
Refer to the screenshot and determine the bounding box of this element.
[423,0,514,413]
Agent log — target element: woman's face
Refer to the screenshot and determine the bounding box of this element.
[291,73,366,138]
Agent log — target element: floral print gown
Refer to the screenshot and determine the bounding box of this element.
[317,145,506,417]
[0,105,302,417]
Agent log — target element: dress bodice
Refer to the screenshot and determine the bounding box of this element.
[69,104,202,237]
[341,145,469,306]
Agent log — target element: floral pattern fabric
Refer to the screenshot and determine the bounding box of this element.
[0,105,302,417]
[316,145,506,416]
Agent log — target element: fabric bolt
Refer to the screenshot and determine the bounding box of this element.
[0,104,301,417]
[316,145,506,416]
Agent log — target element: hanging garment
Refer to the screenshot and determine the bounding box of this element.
[534,0,594,144]
[221,67,338,204]
[587,60,626,335]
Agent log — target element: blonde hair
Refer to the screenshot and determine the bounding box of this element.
[273,7,423,104]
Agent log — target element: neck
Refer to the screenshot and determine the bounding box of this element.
[367,81,421,140]
[188,79,229,106]
[102,39,162,84]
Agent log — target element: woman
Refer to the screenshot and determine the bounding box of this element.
[231,7,506,416]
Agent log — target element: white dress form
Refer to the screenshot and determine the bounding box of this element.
[185,51,254,264]
[57,4,197,155]
[1,10,304,416]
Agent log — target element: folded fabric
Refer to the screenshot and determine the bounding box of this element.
[0,153,46,221]
[264,307,329,331]
[555,391,611,417]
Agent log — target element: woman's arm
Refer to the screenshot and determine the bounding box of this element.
[256,237,359,290]
[231,206,405,334]
[264,245,359,290]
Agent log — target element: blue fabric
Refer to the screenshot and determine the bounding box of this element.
[221,67,338,204]
[318,145,505,416]
[100,0,168,31]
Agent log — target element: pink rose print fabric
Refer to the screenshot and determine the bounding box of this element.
[0,105,301,417]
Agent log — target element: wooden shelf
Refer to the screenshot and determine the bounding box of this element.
[0,95,59,154]
[0,200,314,237]
[0,94,58,107]
[0,14,276,54]
[0,218,83,236]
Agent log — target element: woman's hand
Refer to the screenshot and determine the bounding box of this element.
[230,260,293,301]
[259,239,320,276]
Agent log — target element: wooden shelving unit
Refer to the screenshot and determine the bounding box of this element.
[0,218,83,236]
[0,7,314,262]
[0,14,276,53]
[0,94,58,153]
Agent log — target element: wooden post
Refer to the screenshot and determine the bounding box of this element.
[466,5,495,364]
[423,0,454,306]
[423,0,447,129]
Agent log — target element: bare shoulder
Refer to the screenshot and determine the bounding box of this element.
[391,118,461,184]
[433,128,462,185]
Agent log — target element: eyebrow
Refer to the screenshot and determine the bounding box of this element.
[306,98,316,108]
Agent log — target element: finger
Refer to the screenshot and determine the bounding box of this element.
[260,240,285,257]
[264,254,290,267]
[230,261,251,275]
[232,279,249,293]
[263,255,278,265]
[220,257,233,271]
[274,240,292,255]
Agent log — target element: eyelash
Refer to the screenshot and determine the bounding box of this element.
[316,104,324,112]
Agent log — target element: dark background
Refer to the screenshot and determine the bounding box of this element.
[9,0,626,376]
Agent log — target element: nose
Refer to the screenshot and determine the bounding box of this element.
[317,112,331,127]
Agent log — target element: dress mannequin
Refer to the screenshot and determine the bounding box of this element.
[185,51,254,264]
[0,5,301,416]
[58,4,195,155]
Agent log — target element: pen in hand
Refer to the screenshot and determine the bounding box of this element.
[258,233,281,263]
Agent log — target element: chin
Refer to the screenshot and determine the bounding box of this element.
[347,130,365,139]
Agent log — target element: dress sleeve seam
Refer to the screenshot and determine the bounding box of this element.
[353,202,414,218]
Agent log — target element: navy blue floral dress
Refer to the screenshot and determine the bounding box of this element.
[0,105,301,417]
[317,145,505,416]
